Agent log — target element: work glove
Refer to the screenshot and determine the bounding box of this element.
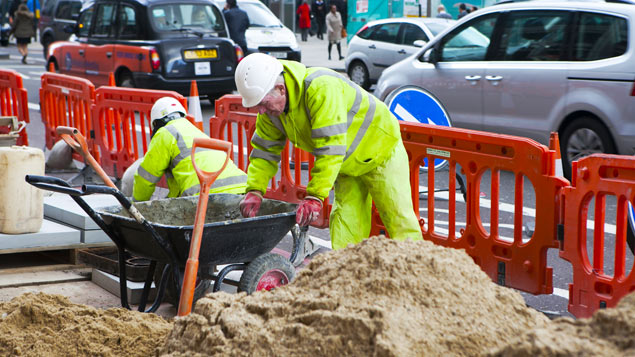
[296,196,323,226]
[240,191,263,218]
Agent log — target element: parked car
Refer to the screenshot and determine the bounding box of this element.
[345,17,454,90]
[39,0,84,58]
[212,0,301,61]
[375,0,635,178]
[47,0,242,99]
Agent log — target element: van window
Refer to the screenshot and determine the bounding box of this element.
[574,12,628,61]
[439,14,497,61]
[55,1,82,20]
[240,2,280,27]
[150,4,225,33]
[496,11,570,61]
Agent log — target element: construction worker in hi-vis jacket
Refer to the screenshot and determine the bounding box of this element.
[132,97,247,202]
[234,53,422,249]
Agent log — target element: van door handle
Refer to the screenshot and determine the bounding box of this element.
[465,75,481,82]
[106,52,112,58]
[369,44,376,49]
[78,49,85,56]
[398,49,406,54]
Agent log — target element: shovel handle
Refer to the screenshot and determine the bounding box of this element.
[56,126,117,190]
[190,137,232,191]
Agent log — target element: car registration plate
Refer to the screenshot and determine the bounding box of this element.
[184,49,217,60]
[194,62,211,76]
[269,52,286,59]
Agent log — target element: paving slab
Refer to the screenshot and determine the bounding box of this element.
[44,192,119,230]
[0,219,81,250]
[91,268,156,305]
[0,269,89,288]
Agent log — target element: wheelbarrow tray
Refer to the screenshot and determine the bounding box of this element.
[98,193,297,267]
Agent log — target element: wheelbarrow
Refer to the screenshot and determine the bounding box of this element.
[25,129,309,313]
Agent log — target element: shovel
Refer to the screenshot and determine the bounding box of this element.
[177,137,232,316]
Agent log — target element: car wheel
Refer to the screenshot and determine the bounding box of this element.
[348,61,370,90]
[118,72,135,88]
[42,35,54,59]
[560,116,615,179]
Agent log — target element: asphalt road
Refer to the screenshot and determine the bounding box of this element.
[3,39,630,319]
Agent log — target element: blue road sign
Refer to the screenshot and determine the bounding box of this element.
[387,87,452,170]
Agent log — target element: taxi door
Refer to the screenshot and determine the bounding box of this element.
[83,2,116,86]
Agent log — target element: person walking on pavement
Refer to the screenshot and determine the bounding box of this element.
[234,53,423,250]
[132,97,247,202]
[325,4,343,60]
[223,0,250,54]
[311,0,326,40]
[297,0,311,42]
[329,0,347,28]
[11,3,34,64]
[436,4,452,19]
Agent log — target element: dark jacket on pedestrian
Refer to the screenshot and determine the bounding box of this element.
[12,4,35,39]
[311,0,326,22]
[223,2,250,53]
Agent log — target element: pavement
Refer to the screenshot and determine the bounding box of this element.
[295,31,347,72]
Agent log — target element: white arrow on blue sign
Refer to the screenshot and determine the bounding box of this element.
[387,87,452,170]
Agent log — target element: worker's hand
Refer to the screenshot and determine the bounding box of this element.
[296,196,322,226]
[239,191,263,218]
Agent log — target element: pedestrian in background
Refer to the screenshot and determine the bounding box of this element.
[436,4,452,19]
[325,4,343,60]
[311,0,326,40]
[11,3,34,64]
[297,0,311,42]
[329,0,347,29]
[458,3,468,19]
[223,0,250,54]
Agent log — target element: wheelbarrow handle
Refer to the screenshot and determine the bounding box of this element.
[25,174,84,196]
[56,126,117,190]
[191,137,232,190]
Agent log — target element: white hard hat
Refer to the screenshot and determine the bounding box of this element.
[234,53,283,108]
[150,97,186,130]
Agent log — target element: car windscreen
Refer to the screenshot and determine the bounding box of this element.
[425,22,452,36]
[240,2,281,27]
[150,4,225,33]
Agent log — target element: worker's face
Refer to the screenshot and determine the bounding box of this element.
[255,84,286,117]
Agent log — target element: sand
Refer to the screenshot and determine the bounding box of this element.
[160,237,549,356]
[2,237,635,356]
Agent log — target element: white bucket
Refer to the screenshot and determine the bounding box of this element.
[0,146,45,234]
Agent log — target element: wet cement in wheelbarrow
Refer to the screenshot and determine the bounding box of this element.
[3,237,635,356]
[102,194,295,226]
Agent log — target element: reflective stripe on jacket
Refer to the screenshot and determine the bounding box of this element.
[133,118,247,201]
[247,60,401,200]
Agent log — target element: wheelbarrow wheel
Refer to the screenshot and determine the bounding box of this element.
[238,253,295,294]
[153,263,211,307]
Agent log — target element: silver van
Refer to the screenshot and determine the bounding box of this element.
[375,0,635,178]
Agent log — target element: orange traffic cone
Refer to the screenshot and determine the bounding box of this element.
[108,72,116,86]
[549,132,564,177]
[48,62,55,72]
[189,80,204,130]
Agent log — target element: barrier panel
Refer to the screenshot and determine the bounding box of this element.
[92,87,187,179]
[0,69,29,146]
[559,154,635,318]
[372,122,569,295]
[210,95,331,229]
[40,73,96,162]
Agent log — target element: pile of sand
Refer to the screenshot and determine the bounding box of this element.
[161,237,549,356]
[0,293,172,357]
[488,292,635,356]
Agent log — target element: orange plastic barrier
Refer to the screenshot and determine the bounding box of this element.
[92,87,187,179]
[559,154,635,317]
[0,69,29,146]
[371,122,569,295]
[209,95,331,228]
[40,73,96,161]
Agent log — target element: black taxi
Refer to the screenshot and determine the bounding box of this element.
[47,0,243,98]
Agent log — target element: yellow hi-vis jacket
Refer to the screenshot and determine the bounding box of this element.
[133,118,247,201]
[246,60,401,200]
